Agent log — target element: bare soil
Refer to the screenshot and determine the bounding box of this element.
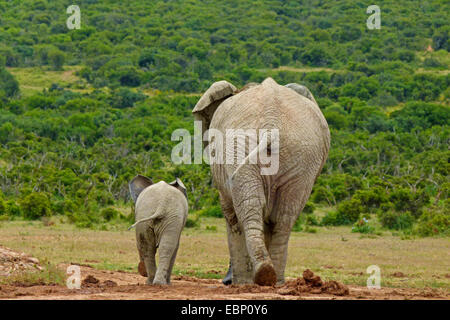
[1,245,448,300]
[0,264,448,300]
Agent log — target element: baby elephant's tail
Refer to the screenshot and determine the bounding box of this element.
[128,205,165,230]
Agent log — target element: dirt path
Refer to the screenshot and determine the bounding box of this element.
[0,265,447,300]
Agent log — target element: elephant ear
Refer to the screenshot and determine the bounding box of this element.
[129,175,153,203]
[169,178,187,199]
[285,83,318,105]
[192,80,237,132]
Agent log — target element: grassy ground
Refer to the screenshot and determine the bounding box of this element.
[262,66,337,73]
[7,66,91,97]
[0,217,448,289]
[7,66,200,98]
[0,260,66,286]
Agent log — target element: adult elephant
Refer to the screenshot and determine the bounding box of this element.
[192,78,330,286]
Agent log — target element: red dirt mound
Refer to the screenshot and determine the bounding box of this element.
[82,275,100,287]
[220,269,349,297]
[82,275,118,288]
[279,269,349,296]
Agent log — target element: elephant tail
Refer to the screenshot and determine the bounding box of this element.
[229,130,274,182]
[128,205,165,230]
[228,130,275,214]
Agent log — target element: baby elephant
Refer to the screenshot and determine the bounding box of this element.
[129,175,188,285]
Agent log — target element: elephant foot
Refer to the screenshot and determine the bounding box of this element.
[138,261,148,277]
[254,262,276,286]
[152,276,169,285]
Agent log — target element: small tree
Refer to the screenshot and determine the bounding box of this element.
[101,207,120,221]
[20,192,52,220]
[0,67,19,98]
[0,198,6,216]
[48,49,65,70]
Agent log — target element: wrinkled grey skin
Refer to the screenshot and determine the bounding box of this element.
[129,175,188,285]
[193,78,330,286]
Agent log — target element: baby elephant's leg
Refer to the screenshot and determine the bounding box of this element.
[153,230,180,285]
[136,225,156,284]
[165,242,180,284]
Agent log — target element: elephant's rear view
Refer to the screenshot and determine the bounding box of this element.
[193,78,330,285]
[129,175,188,285]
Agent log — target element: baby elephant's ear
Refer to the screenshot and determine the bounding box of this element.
[285,83,317,105]
[129,175,153,203]
[169,178,187,199]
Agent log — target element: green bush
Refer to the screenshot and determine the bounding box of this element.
[0,198,6,216]
[388,188,430,218]
[336,198,364,224]
[199,205,223,218]
[74,215,95,229]
[320,198,364,226]
[292,219,303,232]
[413,209,449,237]
[304,226,317,233]
[109,88,146,109]
[391,102,450,131]
[320,211,342,226]
[378,210,414,230]
[305,214,319,226]
[293,212,320,232]
[94,191,115,207]
[303,202,316,214]
[185,214,199,228]
[354,187,388,212]
[48,49,65,70]
[52,199,78,215]
[321,211,360,226]
[311,186,334,205]
[101,207,120,221]
[6,200,21,216]
[205,225,217,232]
[67,210,101,229]
[20,193,52,220]
[423,57,444,68]
[26,95,55,109]
[0,67,19,98]
[351,218,376,234]
[300,45,333,66]
[323,110,349,130]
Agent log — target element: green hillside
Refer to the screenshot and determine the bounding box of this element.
[0,0,448,236]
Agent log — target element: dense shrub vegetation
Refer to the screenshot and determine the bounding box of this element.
[0,0,448,236]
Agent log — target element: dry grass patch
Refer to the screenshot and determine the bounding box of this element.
[7,66,91,97]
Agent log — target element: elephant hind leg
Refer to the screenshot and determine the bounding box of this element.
[220,192,253,284]
[136,225,156,284]
[153,229,180,285]
[231,171,276,286]
[269,179,312,284]
[226,221,253,284]
[165,242,179,284]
